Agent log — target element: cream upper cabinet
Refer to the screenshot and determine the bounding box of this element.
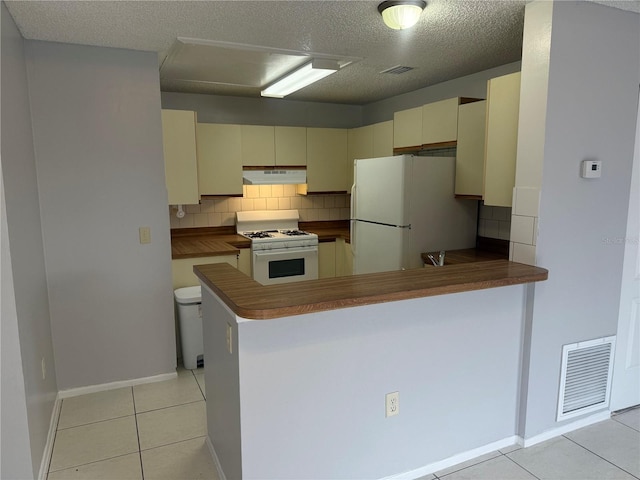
[161,109,199,205]
[483,72,521,207]
[393,106,422,149]
[275,126,307,166]
[347,120,394,187]
[347,125,373,188]
[372,120,394,157]
[305,128,348,193]
[422,98,459,145]
[241,125,275,166]
[196,123,243,196]
[455,100,487,197]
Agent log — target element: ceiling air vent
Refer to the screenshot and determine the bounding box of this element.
[380,65,414,75]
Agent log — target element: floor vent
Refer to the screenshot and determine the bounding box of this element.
[557,336,616,421]
[380,65,414,75]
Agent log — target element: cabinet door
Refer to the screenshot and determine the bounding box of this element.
[421,98,459,145]
[306,128,348,193]
[161,110,199,205]
[197,123,243,196]
[393,106,422,148]
[455,101,487,197]
[275,126,307,166]
[347,125,374,188]
[237,248,251,277]
[372,120,394,157]
[318,241,336,278]
[483,72,521,207]
[335,238,353,277]
[241,125,275,166]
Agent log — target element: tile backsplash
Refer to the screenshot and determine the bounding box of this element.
[478,203,511,241]
[169,184,350,228]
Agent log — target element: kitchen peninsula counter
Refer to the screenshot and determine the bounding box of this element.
[199,258,548,479]
[194,260,547,320]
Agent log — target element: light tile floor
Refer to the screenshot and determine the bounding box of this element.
[47,369,639,479]
[47,367,212,480]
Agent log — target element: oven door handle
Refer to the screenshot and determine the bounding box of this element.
[253,246,318,258]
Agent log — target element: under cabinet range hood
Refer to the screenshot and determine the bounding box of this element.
[242,168,306,185]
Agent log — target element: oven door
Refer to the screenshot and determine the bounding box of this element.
[252,246,319,285]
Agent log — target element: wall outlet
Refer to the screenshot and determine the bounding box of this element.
[139,226,151,244]
[226,323,233,354]
[41,357,46,380]
[385,391,399,417]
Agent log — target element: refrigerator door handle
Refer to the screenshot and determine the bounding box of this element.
[353,219,411,229]
[350,183,356,257]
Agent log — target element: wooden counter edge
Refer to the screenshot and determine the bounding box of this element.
[194,260,548,320]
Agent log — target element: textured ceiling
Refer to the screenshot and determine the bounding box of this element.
[4,0,639,105]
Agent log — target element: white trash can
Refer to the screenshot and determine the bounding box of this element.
[174,286,203,370]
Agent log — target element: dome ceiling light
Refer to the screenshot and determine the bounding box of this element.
[378,1,427,30]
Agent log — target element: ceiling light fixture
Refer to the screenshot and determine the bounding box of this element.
[378,1,427,30]
[261,59,340,98]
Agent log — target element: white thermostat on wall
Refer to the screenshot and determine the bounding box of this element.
[581,160,602,178]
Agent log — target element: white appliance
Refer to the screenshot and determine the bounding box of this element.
[236,210,319,285]
[242,169,306,185]
[350,154,477,274]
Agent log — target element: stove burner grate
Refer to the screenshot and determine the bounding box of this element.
[280,229,311,236]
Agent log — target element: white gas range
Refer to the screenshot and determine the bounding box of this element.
[236,210,319,285]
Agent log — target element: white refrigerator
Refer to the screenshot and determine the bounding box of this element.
[350,154,478,274]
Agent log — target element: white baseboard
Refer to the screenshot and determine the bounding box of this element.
[206,436,227,480]
[58,371,177,399]
[518,409,611,448]
[38,395,62,480]
[379,435,519,480]
[381,410,610,480]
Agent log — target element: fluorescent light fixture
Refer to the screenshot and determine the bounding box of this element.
[378,1,427,30]
[261,59,339,98]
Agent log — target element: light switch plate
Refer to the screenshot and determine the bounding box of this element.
[139,226,151,244]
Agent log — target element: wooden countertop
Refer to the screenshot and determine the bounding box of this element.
[170,222,349,259]
[422,248,508,266]
[194,260,548,320]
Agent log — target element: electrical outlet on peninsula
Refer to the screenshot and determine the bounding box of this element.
[386,391,399,417]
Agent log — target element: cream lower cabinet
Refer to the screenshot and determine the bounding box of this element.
[172,255,238,289]
[161,109,199,205]
[319,239,352,278]
[335,238,353,277]
[237,248,251,278]
[305,128,348,193]
[455,100,487,197]
[483,72,521,207]
[196,123,243,196]
[318,242,336,279]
